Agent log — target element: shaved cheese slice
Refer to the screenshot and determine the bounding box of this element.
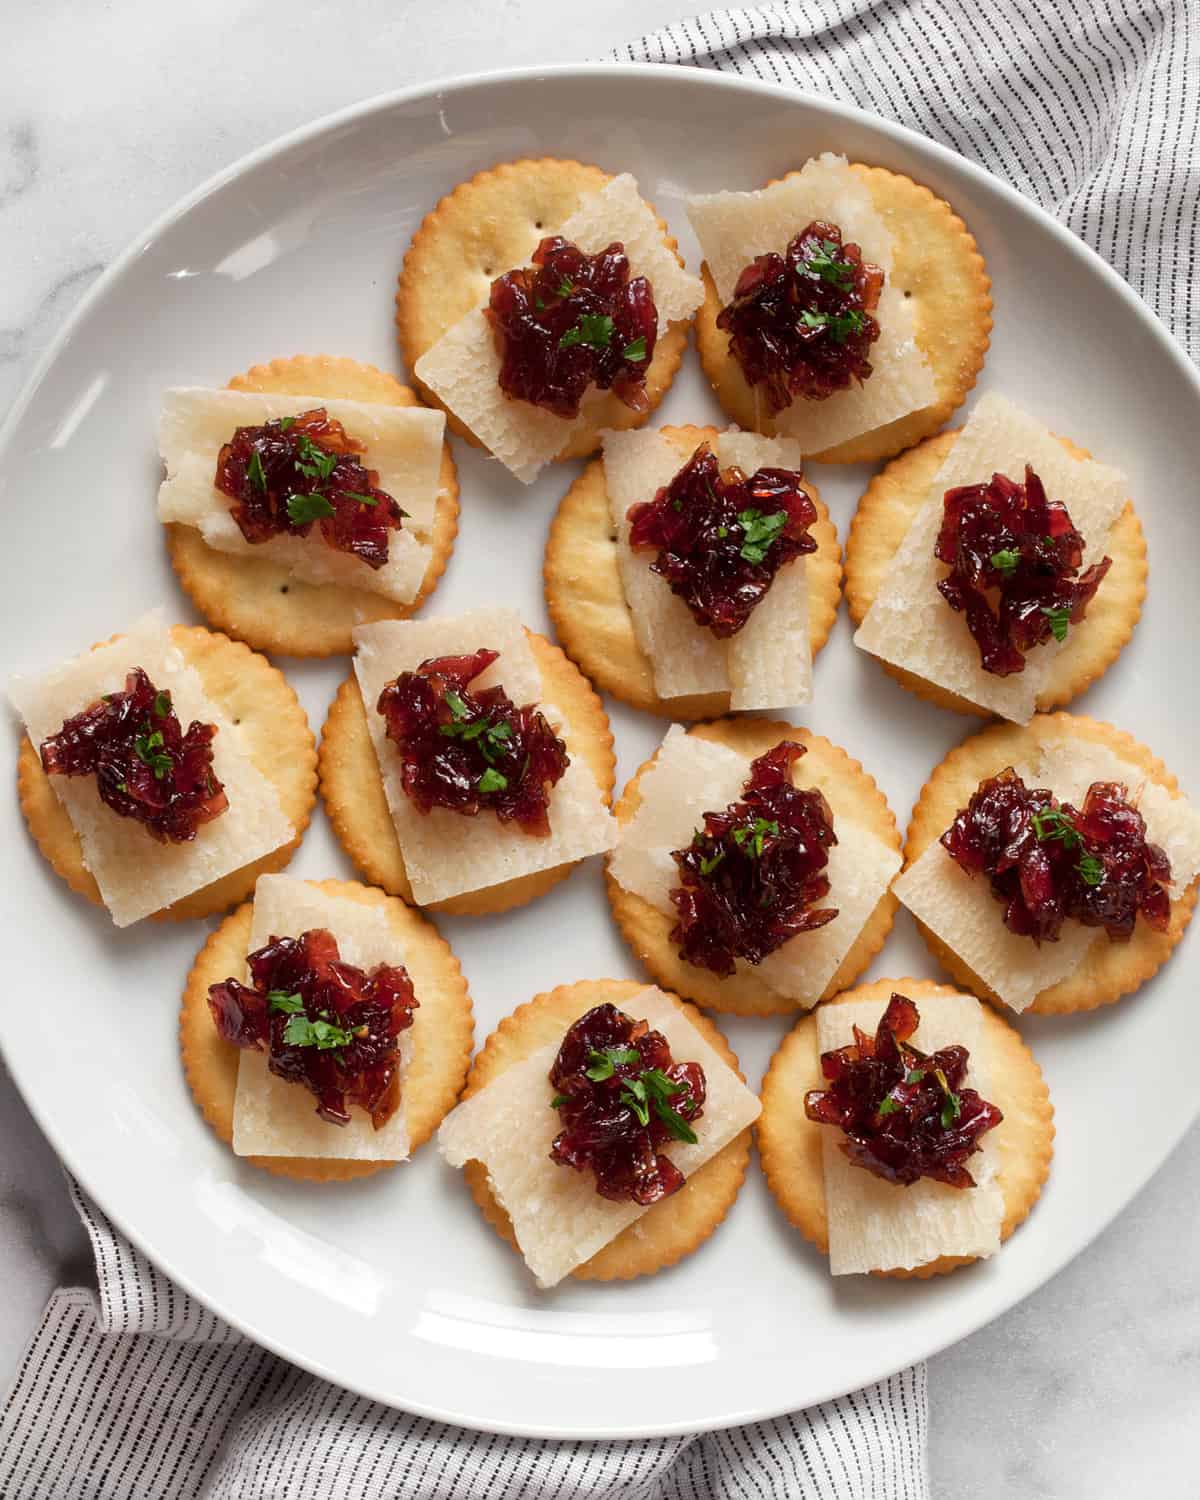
[438,986,760,1287]
[687,154,936,452]
[158,387,445,535]
[893,739,1200,1012]
[608,726,901,1006]
[854,392,1129,722]
[353,609,617,905]
[232,875,413,1161]
[602,428,812,708]
[414,174,703,485]
[818,994,1002,1275]
[9,611,293,927]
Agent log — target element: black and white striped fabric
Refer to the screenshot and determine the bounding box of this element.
[3,4,1194,1495]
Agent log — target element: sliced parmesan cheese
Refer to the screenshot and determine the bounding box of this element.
[608,726,901,1006]
[687,153,937,452]
[437,986,760,1287]
[158,388,444,584]
[413,174,703,485]
[854,392,1129,722]
[818,994,1003,1275]
[602,428,812,708]
[893,739,1200,1012]
[352,610,617,905]
[9,611,293,927]
[231,875,413,1161]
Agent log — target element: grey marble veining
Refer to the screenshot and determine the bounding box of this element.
[2,4,1198,1496]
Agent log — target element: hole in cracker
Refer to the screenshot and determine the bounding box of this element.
[904,289,912,298]
[233,718,241,726]
[535,220,543,229]
[280,585,289,594]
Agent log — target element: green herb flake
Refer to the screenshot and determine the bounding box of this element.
[294,433,338,481]
[619,1079,651,1126]
[286,492,336,525]
[1077,853,1105,886]
[443,690,470,722]
[737,507,789,565]
[268,991,305,1014]
[584,1047,642,1082]
[934,1067,962,1130]
[1031,806,1082,849]
[904,1068,926,1085]
[152,691,172,718]
[559,313,615,351]
[133,729,173,780]
[247,449,267,493]
[556,275,575,297]
[550,1094,570,1109]
[477,767,508,794]
[1041,605,1071,642]
[877,1096,900,1116]
[621,336,648,363]
[990,548,1021,577]
[282,1014,355,1050]
[802,247,855,290]
[699,849,725,877]
[343,491,379,507]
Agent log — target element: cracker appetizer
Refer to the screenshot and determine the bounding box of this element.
[158,356,459,657]
[607,720,901,1015]
[438,979,759,1287]
[398,160,704,483]
[849,392,1145,720]
[545,424,842,718]
[180,875,473,1181]
[687,153,991,463]
[12,610,315,925]
[895,714,1200,1014]
[759,979,1053,1277]
[320,607,617,915]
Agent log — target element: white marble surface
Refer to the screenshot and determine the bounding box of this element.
[3,4,1198,1495]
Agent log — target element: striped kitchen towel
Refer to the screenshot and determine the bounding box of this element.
[3,1,1195,1494]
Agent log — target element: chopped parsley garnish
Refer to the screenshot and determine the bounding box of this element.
[281,1014,357,1051]
[1031,806,1082,849]
[247,450,267,493]
[133,728,172,780]
[877,1096,900,1117]
[731,816,780,858]
[802,241,855,290]
[556,275,575,297]
[278,416,296,432]
[1077,853,1105,886]
[286,492,337,525]
[152,691,171,718]
[267,991,305,1014]
[990,548,1020,577]
[343,491,379,507]
[550,1093,570,1109]
[934,1067,962,1129]
[559,313,615,351]
[622,336,648,363]
[584,1047,643,1082]
[699,848,725,877]
[1041,605,1072,642]
[294,433,338,481]
[799,307,866,343]
[905,1068,926,1085]
[737,507,789,565]
[443,691,470,722]
[477,767,508,794]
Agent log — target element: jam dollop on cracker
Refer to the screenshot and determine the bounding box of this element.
[669,742,838,976]
[548,1002,706,1204]
[215,408,405,570]
[486,235,658,419]
[627,443,819,638]
[208,926,417,1129]
[935,465,1112,676]
[941,768,1172,943]
[376,648,570,836]
[39,667,228,843]
[716,220,883,411]
[805,992,1002,1188]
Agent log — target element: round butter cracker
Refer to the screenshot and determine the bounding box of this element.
[18,625,316,923]
[459,978,752,1282]
[695,164,991,464]
[319,631,615,915]
[179,878,474,1182]
[396,158,691,461]
[166,356,460,658]
[845,429,1147,716]
[544,424,842,718]
[606,718,900,1015]
[905,713,1199,1014]
[758,977,1053,1278]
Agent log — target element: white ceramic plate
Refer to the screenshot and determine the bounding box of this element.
[3,64,1198,1438]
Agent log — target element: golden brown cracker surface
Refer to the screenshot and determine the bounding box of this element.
[165,356,460,658]
[319,631,615,915]
[694,164,992,464]
[757,976,1053,1277]
[606,718,900,1015]
[18,625,316,923]
[179,879,473,1181]
[458,978,752,1281]
[396,158,691,460]
[905,713,1198,1013]
[844,429,1147,716]
[543,424,842,718]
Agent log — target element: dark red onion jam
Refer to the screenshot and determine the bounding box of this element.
[935,465,1112,676]
[716,220,883,412]
[669,742,838,976]
[214,408,405,570]
[626,443,819,637]
[39,667,228,843]
[548,1002,706,1204]
[486,236,658,419]
[208,927,418,1128]
[376,647,569,837]
[941,768,1172,943]
[805,992,1003,1188]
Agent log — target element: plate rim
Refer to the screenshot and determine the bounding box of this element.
[5,59,1200,1438]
